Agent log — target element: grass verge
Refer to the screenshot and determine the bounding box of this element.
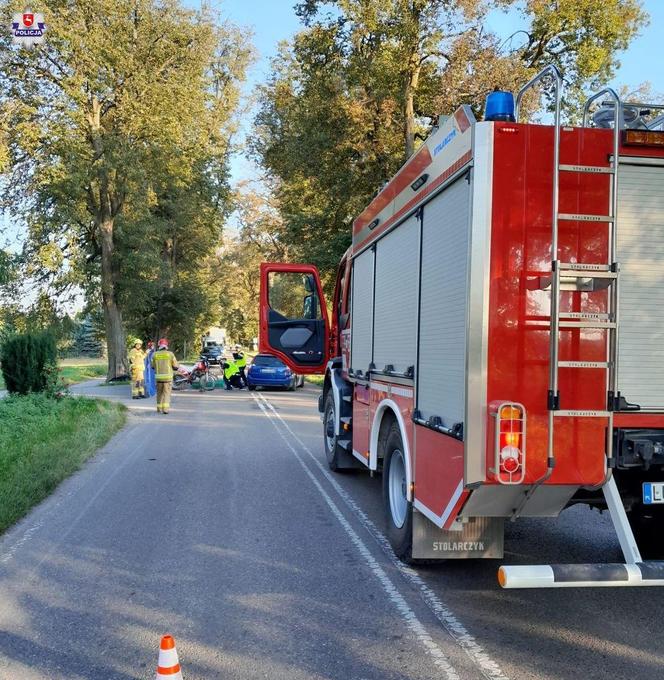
[305,375,324,386]
[0,394,126,534]
[59,362,107,386]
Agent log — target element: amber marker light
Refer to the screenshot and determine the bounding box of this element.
[622,129,664,147]
[498,567,507,588]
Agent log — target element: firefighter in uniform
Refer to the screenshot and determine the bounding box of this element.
[151,338,179,413]
[232,345,247,387]
[128,340,146,399]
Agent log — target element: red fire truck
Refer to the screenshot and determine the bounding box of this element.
[259,66,664,588]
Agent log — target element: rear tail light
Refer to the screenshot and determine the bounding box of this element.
[492,402,526,484]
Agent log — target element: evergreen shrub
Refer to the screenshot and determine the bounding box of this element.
[0,332,58,395]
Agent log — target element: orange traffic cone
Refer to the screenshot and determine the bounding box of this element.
[156,634,183,679]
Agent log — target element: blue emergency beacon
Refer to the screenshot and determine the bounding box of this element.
[484,90,516,122]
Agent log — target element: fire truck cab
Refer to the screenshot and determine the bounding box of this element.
[259,66,664,588]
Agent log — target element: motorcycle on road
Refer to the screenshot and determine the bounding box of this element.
[172,356,216,392]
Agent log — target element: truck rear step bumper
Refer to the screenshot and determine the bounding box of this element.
[497,477,663,588]
[498,562,664,588]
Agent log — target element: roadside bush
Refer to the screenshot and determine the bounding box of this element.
[0,331,58,395]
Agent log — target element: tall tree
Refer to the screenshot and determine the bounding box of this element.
[0,0,250,378]
[256,0,646,275]
[116,151,234,354]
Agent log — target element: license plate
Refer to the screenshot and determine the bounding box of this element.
[643,482,664,504]
[262,368,276,373]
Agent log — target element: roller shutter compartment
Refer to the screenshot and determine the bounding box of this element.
[350,248,375,375]
[373,215,420,375]
[617,162,664,410]
[417,177,471,427]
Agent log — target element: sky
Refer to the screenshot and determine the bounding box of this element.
[215,0,664,184]
[216,0,664,91]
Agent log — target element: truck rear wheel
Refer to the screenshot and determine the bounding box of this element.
[382,423,412,561]
[323,392,345,472]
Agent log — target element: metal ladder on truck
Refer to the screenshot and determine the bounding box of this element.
[501,66,664,587]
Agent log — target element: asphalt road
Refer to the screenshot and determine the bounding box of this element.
[0,381,662,679]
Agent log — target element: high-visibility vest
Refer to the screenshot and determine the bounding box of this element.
[224,361,239,379]
[235,353,246,368]
[152,350,178,382]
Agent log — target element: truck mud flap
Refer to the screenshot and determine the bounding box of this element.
[335,438,368,470]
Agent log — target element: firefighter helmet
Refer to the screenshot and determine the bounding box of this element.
[158,338,169,348]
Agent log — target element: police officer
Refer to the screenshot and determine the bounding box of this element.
[223,358,243,390]
[232,345,247,387]
[151,338,179,413]
[128,340,146,399]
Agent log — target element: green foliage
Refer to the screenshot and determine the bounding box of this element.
[0,307,19,348]
[73,315,105,358]
[521,0,647,98]
[0,294,82,359]
[0,250,14,287]
[255,0,647,277]
[0,394,126,533]
[0,331,57,395]
[215,189,291,344]
[0,0,252,378]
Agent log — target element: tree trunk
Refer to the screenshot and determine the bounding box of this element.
[99,217,127,380]
[87,95,127,381]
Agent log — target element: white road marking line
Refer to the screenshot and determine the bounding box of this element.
[253,393,460,680]
[257,392,509,680]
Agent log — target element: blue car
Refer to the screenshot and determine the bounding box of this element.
[247,354,304,391]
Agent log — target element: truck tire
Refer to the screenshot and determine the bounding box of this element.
[382,422,413,561]
[323,392,346,472]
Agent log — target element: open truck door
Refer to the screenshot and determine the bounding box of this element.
[259,263,329,374]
